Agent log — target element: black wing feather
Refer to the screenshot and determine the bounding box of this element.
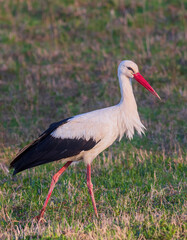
[10,117,99,175]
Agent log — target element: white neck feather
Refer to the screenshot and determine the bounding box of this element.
[117,74,145,140]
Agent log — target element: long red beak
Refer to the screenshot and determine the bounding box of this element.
[133,72,161,100]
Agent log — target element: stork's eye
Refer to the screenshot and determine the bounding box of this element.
[127,67,134,73]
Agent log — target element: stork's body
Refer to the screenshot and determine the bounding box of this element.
[10,60,160,220]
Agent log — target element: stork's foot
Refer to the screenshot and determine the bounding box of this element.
[33,216,45,224]
[33,210,45,223]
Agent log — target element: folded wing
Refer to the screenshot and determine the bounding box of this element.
[10,117,99,175]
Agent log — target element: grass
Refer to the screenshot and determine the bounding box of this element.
[0,0,186,239]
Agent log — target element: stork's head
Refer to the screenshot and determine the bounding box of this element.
[118,60,161,100]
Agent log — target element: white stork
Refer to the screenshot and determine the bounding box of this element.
[10,60,160,220]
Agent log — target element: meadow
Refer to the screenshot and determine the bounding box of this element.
[0,0,186,239]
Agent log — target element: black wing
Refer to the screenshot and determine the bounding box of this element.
[10,117,99,175]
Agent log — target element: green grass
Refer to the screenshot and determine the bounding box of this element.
[0,0,186,239]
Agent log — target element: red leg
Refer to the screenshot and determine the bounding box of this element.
[36,161,72,222]
[87,164,98,217]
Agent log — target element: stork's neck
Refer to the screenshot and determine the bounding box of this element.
[117,74,145,139]
[118,74,136,105]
